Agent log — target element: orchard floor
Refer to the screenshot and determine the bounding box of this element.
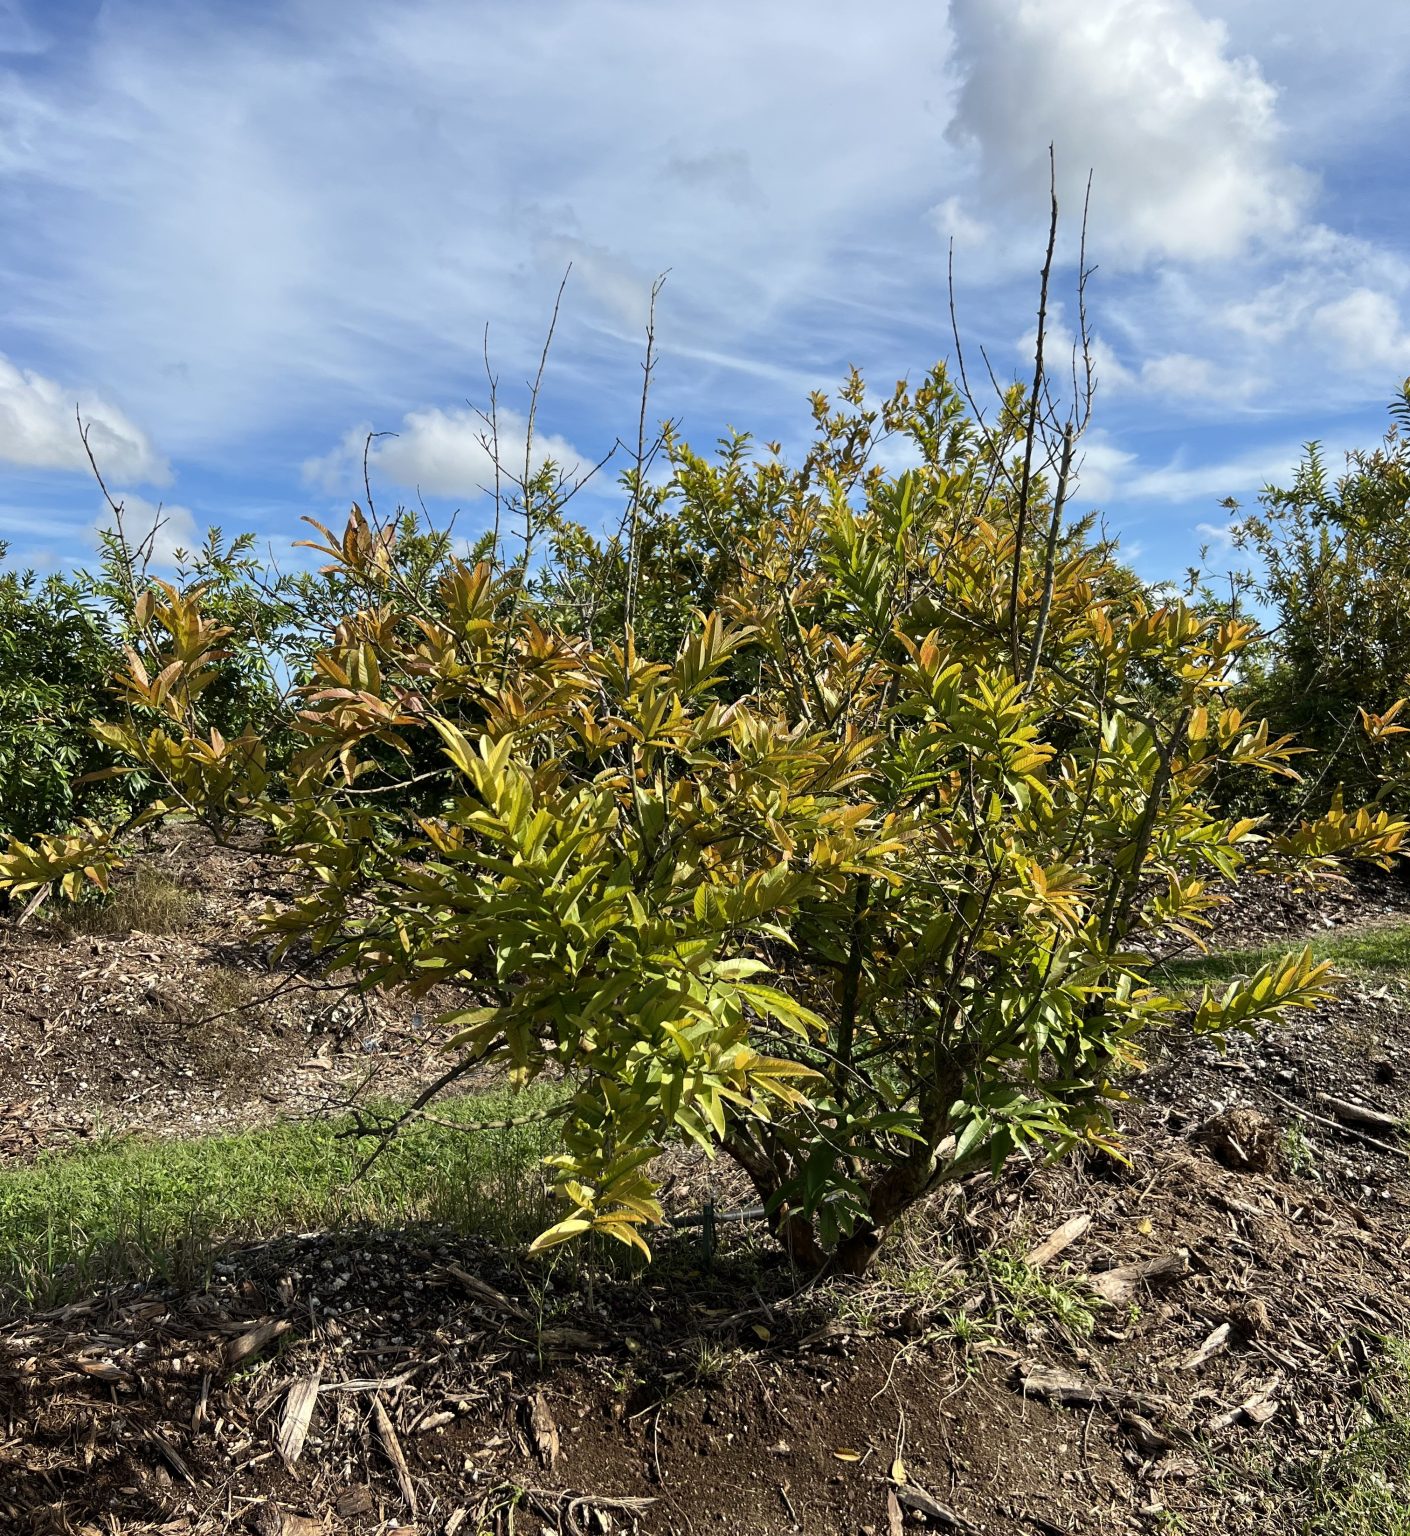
[2,829,1409,1535]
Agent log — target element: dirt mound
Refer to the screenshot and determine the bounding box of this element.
[3,834,1410,1533]
[3,1087,1408,1535]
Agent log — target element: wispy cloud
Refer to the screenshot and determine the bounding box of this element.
[0,0,1404,587]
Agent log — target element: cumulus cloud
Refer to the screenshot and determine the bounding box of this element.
[95,494,200,570]
[305,406,588,501]
[1312,288,1410,373]
[0,355,169,483]
[945,0,1312,264]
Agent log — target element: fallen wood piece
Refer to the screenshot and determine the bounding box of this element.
[76,1358,132,1385]
[145,1432,195,1485]
[520,1486,657,1533]
[892,1483,982,1532]
[318,1369,418,1394]
[276,1370,321,1469]
[437,1262,530,1321]
[1180,1322,1232,1370]
[1015,1513,1076,1536]
[1087,1249,1190,1305]
[373,1394,417,1514]
[225,1319,291,1370]
[1208,1377,1280,1433]
[1315,1092,1405,1137]
[249,1504,323,1536]
[1014,1363,1168,1419]
[1024,1213,1091,1268]
[1119,1413,1185,1456]
[1264,1087,1403,1157]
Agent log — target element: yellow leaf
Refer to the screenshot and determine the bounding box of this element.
[890,1455,907,1483]
[528,1217,593,1252]
[833,1448,862,1462]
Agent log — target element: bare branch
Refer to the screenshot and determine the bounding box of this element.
[1009,143,1060,675]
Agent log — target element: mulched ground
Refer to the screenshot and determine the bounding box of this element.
[2,834,1409,1535]
[0,825,467,1161]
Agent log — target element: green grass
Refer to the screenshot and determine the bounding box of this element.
[1300,1338,1410,1534]
[1154,919,1410,992]
[0,1083,563,1311]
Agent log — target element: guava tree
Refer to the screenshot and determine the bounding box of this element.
[4,367,1403,1274]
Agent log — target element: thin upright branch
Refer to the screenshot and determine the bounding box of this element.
[624,271,669,639]
[480,321,504,569]
[1009,144,1060,676]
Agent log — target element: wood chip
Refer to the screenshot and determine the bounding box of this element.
[373,1393,417,1514]
[1119,1412,1184,1456]
[1087,1248,1190,1305]
[886,1486,905,1536]
[249,1504,323,1536]
[1208,1377,1281,1432]
[225,1319,292,1371]
[893,1483,982,1532]
[1180,1322,1231,1370]
[76,1358,131,1384]
[276,1370,322,1469]
[145,1432,195,1485]
[437,1262,530,1321]
[1024,1212,1092,1268]
[525,1391,560,1469]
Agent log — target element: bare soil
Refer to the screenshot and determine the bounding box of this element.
[2,832,1409,1535]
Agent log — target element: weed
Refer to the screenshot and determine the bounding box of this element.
[686,1336,737,1386]
[981,1250,1097,1338]
[199,965,259,1016]
[938,1307,1000,1353]
[62,865,200,936]
[1281,1120,1321,1180]
[1296,1337,1410,1534]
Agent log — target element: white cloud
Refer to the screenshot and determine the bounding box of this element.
[1067,435,1137,504]
[95,494,200,570]
[946,0,1312,264]
[1124,444,1305,503]
[929,195,990,252]
[305,405,588,501]
[0,354,168,483]
[1312,288,1410,373]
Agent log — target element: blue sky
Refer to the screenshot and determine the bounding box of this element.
[1,0,1407,586]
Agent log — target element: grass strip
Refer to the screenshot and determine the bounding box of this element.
[1154,919,1410,992]
[0,1081,562,1310]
